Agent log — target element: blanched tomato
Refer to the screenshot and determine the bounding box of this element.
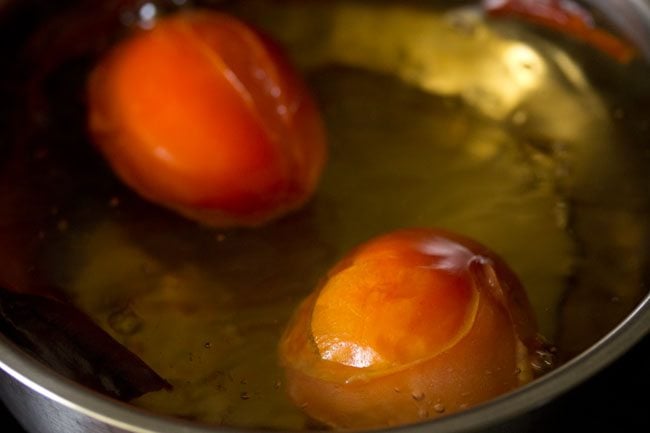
[484,0,635,63]
[87,10,326,227]
[280,228,551,429]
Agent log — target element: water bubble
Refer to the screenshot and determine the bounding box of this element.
[240,392,250,400]
[212,371,227,391]
[139,2,157,24]
[531,348,557,375]
[418,408,429,418]
[511,110,528,126]
[108,306,142,335]
[203,342,212,349]
[434,403,446,414]
[274,380,282,390]
[411,391,425,401]
[555,201,569,229]
[447,8,481,35]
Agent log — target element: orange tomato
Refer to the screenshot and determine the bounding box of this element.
[87,10,326,227]
[280,228,550,429]
[484,0,635,63]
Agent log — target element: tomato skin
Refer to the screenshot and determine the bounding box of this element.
[280,228,546,429]
[87,11,326,227]
[484,0,635,63]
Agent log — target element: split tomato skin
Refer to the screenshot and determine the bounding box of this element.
[87,11,326,227]
[280,228,545,429]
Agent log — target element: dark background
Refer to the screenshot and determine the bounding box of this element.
[2,336,648,433]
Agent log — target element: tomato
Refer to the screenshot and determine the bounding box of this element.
[87,10,326,227]
[484,0,635,63]
[280,228,551,429]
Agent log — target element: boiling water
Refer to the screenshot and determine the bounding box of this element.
[0,0,648,429]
